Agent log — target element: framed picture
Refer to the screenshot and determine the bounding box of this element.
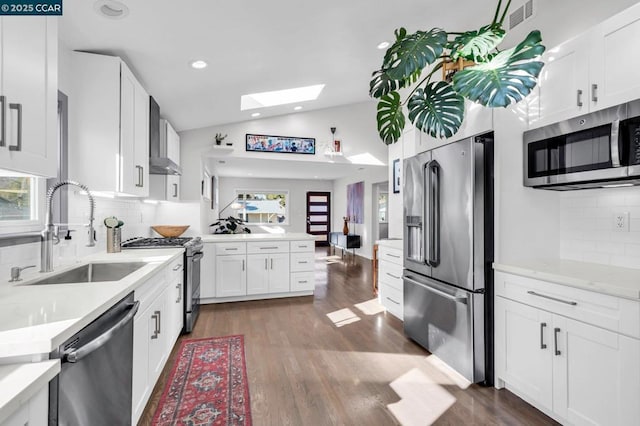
[246,133,315,154]
[393,159,401,193]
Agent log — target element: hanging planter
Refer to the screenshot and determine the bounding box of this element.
[369,0,546,144]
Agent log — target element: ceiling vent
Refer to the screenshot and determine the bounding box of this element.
[509,0,535,30]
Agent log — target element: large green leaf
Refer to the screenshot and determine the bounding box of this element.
[408,81,465,139]
[383,28,447,81]
[370,69,402,99]
[452,30,546,107]
[376,92,406,145]
[450,24,505,62]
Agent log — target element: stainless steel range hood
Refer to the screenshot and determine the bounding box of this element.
[149,96,182,175]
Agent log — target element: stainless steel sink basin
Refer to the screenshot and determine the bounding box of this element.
[28,262,147,285]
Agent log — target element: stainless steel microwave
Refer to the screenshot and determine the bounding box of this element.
[524,99,640,190]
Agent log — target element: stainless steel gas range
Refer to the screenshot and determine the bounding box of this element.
[122,236,204,333]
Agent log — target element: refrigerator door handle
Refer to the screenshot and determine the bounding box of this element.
[427,160,441,267]
[404,275,468,304]
[422,160,431,265]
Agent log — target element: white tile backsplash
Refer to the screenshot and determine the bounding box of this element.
[560,187,640,269]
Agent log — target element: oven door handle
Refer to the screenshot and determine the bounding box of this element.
[63,301,140,363]
[191,252,204,262]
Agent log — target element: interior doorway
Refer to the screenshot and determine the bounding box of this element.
[371,182,389,243]
[306,191,331,247]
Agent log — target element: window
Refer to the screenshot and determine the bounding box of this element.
[0,177,35,221]
[236,190,289,225]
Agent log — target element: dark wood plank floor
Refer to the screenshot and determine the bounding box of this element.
[139,248,558,425]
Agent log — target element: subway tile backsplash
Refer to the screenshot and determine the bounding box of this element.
[560,186,640,269]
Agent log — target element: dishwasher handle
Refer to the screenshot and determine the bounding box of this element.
[64,301,140,363]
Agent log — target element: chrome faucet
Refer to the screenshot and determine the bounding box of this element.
[41,181,96,273]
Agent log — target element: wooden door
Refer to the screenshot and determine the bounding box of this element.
[306,191,330,247]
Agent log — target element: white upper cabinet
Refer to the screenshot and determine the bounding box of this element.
[69,52,149,196]
[0,17,57,177]
[165,120,180,165]
[530,2,640,128]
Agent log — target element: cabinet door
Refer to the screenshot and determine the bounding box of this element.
[133,78,149,197]
[167,279,183,347]
[132,306,151,424]
[247,254,269,295]
[166,121,180,164]
[590,3,640,110]
[530,35,590,128]
[166,174,180,201]
[148,291,167,385]
[552,316,640,425]
[215,254,247,297]
[119,63,137,195]
[200,243,216,298]
[268,253,290,293]
[495,297,553,411]
[0,17,57,177]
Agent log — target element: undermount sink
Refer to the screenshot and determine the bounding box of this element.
[27,262,148,285]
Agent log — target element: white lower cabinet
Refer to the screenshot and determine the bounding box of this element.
[132,257,184,425]
[1,385,47,426]
[495,272,640,425]
[377,243,404,320]
[247,253,290,295]
[215,254,247,297]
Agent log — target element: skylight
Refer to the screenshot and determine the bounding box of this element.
[347,153,385,166]
[240,84,325,111]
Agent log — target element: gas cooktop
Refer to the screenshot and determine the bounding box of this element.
[122,237,194,248]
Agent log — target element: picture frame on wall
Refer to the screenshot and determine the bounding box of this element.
[246,133,315,154]
[393,159,400,193]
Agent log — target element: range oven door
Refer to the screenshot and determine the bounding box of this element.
[524,103,627,187]
[184,251,203,333]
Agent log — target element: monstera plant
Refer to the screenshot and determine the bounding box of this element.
[370,0,546,144]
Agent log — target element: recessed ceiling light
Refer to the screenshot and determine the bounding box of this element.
[240,84,325,110]
[377,41,390,49]
[251,112,261,117]
[94,0,129,19]
[190,60,208,69]
[294,106,303,111]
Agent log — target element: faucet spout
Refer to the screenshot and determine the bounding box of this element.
[41,181,96,273]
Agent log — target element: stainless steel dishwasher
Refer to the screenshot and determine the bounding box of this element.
[49,292,139,425]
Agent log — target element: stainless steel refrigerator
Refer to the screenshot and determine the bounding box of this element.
[403,134,494,384]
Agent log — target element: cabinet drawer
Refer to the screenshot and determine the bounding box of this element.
[135,272,167,314]
[290,271,315,292]
[215,242,246,255]
[166,257,184,282]
[495,271,640,339]
[247,241,289,254]
[290,252,315,272]
[290,240,314,253]
[379,283,403,320]
[378,260,403,291]
[378,246,403,265]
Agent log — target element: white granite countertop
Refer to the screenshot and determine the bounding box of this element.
[200,232,315,242]
[0,360,59,424]
[0,248,183,358]
[493,259,640,300]
[376,238,403,249]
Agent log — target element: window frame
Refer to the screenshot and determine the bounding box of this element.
[235,189,290,226]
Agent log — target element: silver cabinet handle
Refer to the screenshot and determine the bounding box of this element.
[151,313,159,339]
[176,283,181,303]
[0,96,5,147]
[264,258,268,270]
[298,245,308,248]
[404,275,468,304]
[299,261,308,264]
[173,264,182,271]
[386,297,400,305]
[135,165,143,187]
[386,253,401,258]
[260,246,279,250]
[298,280,308,284]
[156,310,161,334]
[591,83,598,102]
[8,103,22,151]
[172,183,178,198]
[554,327,561,356]
[527,291,577,306]
[540,322,547,349]
[242,259,245,271]
[270,258,274,269]
[225,247,238,251]
[577,89,583,107]
[65,301,139,363]
[386,272,401,279]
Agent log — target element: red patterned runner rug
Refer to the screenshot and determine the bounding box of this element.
[152,335,252,425]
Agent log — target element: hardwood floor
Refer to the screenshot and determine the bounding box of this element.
[139,249,558,425]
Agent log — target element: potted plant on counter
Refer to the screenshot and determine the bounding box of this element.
[210,216,251,234]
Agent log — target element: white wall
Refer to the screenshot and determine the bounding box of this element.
[178,101,385,201]
[560,187,640,269]
[332,168,388,259]
[210,176,333,234]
